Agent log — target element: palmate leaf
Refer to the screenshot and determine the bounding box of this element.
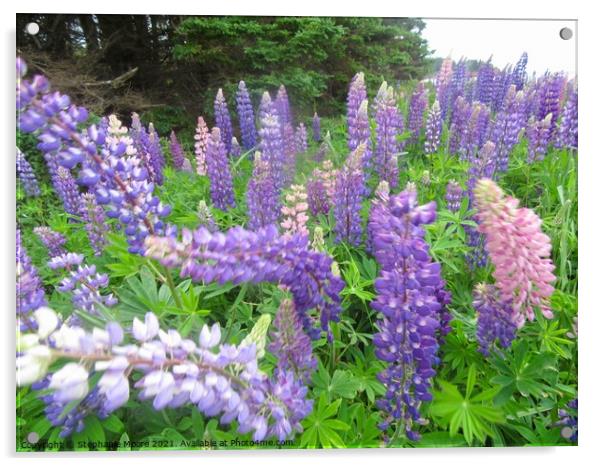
[430,366,505,445]
[300,393,350,448]
[311,362,361,401]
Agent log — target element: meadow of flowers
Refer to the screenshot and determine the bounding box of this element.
[16,51,578,451]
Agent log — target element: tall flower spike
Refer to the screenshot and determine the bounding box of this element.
[445,180,463,213]
[282,123,296,186]
[435,57,453,120]
[475,59,495,106]
[19,309,313,441]
[269,299,317,383]
[369,186,445,441]
[374,82,403,189]
[512,52,528,91]
[333,143,365,246]
[424,100,442,155]
[258,91,274,122]
[147,123,166,185]
[347,72,368,151]
[295,123,308,154]
[214,88,233,154]
[236,80,257,150]
[351,100,373,190]
[407,82,428,145]
[145,225,345,340]
[526,114,553,163]
[281,184,309,238]
[205,127,235,211]
[16,229,47,328]
[473,284,516,356]
[490,85,523,172]
[312,112,321,142]
[34,226,67,259]
[259,112,286,191]
[169,130,189,171]
[16,147,41,196]
[246,153,280,231]
[474,178,555,327]
[556,86,578,150]
[194,116,209,176]
[55,166,81,217]
[275,85,292,128]
[80,193,109,256]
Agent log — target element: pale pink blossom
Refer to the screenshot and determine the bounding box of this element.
[281,184,309,237]
[475,178,556,327]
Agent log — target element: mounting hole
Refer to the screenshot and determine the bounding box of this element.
[25,22,40,36]
[559,27,573,40]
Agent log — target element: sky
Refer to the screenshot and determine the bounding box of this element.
[422,19,577,76]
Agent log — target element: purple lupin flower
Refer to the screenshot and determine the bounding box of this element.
[374,82,403,189]
[306,176,330,217]
[465,141,497,269]
[48,252,117,316]
[20,310,313,441]
[80,193,109,256]
[295,123,308,154]
[537,73,565,130]
[347,72,368,151]
[490,85,523,172]
[407,82,428,145]
[16,229,47,328]
[449,59,467,112]
[258,91,274,122]
[17,61,173,255]
[214,88,234,154]
[269,299,317,383]
[259,112,286,191]
[205,127,235,211]
[246,153,280,230]
[312,112,321,142]
[56,166,81,217]
[34,226,67,258]
[556,86,578,150]
[512,52,528,91]
[230,137,241,158]
[526,114,553,163]
[424,100,442,155]
[458,103,487,163]
[169,130,187,170]
[333,144,365,246]
[275,84,292,128]
[236,80,257,150]
[194,116,209,176]
[447,96,471,156]
[435,57,453,120]
[369,186,445,441]
[473,284,516,356]
[475,59,495,106]
[556,399,578,442]
[366,180,390,254]
[145,225,345,340]
[445,180,463,213]
[16,147,40,196]
[130,115,165,185]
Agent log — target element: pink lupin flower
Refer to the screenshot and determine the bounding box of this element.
[474,178,556,327]
[194,116,209,176]
[281,184,309,237]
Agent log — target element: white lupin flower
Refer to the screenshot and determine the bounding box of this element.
[33,307,59,339]
[199,323,221,349]
[16,345,53,386]
[49,363,89,402]
[51,324,86,351]
[132,312,159,341]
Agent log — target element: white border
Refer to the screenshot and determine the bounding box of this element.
[2,1,599,465]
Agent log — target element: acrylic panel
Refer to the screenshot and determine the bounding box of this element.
[15,14,578,452]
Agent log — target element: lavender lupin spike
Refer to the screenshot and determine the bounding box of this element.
[333,144,366,246]
[374,82,402,189]
[205,127,235,211]
[312,112,321,142]
[34,226,67,259]
[16,229,47,328]
[80,193,109,255]
[16,147,41,196]
[214,88,234,154]
[246,153,280,230]
[424,100,442,155]
[236,80,257,150]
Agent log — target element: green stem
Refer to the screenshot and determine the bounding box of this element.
[162,266,184,310]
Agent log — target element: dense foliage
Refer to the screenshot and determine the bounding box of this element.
[16,42,577,452]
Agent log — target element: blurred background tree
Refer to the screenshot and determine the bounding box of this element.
[17,14,431,132]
